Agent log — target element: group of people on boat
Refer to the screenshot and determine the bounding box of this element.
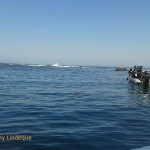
[128,66,150,84]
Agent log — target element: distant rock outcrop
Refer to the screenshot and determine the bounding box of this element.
[115,67,128,71]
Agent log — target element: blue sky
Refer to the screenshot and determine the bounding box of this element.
[0,0,150,66]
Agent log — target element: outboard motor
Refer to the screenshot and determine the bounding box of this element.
[143,71,150,84]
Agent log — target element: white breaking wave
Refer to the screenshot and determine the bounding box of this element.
[52,63,60,67]
[51,63,79,68]
[28,64,46,67]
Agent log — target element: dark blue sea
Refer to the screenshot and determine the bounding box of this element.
[0,64,150,150]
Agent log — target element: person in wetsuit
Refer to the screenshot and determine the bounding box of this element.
[142,71,150,84]
[128,68,132,76]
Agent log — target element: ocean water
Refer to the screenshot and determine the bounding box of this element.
[0,64,150,150]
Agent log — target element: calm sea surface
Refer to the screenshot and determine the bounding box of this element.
[0,64,150,150]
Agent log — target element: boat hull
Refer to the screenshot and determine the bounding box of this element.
[132,145,150,150]
[128,76,142,84]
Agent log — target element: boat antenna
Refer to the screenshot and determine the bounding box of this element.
[137,57,141,66]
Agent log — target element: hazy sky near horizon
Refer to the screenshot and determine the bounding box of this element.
[0,0,150,66]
